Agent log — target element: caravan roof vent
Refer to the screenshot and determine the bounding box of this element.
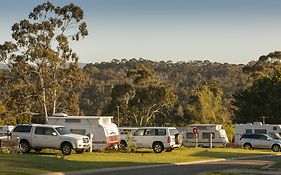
[53,113,68,117]
[253,122,263,125]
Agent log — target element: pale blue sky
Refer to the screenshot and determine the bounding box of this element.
[1,0,281,64]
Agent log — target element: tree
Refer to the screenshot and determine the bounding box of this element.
[187,82,230,124]
[232,71,281,124]
[0,1,88,123]
[106,64,178,126]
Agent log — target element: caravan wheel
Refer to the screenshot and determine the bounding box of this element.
[118,140,127,150]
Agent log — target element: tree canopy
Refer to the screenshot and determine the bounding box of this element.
[0,1,88,123]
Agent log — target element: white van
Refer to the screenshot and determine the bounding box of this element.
[48,114,120,150]
[0,125,14,139]
[234,122,281,146]
[182,124,229,147]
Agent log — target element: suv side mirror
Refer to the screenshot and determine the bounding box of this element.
[52,132,58,136]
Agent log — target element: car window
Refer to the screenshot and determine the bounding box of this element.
[55,127,71,135]
[134,129,145,136]
[168,129,178,136]
[258,135,268,140]
[13,125,32,133]
[35,127,56,135]
[145,129,155,136]
[156,129,166,136]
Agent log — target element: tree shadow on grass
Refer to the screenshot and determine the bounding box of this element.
[0,153,163,175]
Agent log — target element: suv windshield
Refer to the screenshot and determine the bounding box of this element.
[55,127,71,135]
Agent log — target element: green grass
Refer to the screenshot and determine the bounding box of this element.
[0,147,277,175]
[271,161,281,168]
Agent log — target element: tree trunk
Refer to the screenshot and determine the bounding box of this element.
[52,89,57,115]
[42,87,48,123]
[40,75,48,123]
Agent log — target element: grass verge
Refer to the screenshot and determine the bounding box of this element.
[0,147,276,175]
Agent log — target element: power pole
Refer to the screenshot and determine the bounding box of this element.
[116,105,120,127]
[260,116,269,124]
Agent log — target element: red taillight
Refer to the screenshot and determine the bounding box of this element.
[167,136,171,143]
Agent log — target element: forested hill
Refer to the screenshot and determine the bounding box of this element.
[80,59,248,126]
[83,59,246,95]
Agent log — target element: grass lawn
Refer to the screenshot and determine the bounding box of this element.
[0,147,276,175]
[271,161,281,168]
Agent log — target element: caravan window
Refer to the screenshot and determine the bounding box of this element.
[202,132,215,139]
[254,129,267,134]
[100,118,110,125]
[273,126,277,130]
[70,129,86,135]
[65,119,81,123]
[186,132,194,139]
[246,129,252,134]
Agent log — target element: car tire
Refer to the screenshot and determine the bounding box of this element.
[272,144,280,152]
[34,148,43,152]
[61,142,72,155]
[243,143,252,150]
[119,140,127,150]
[153,142,164,153]
[75,149,84,154]
[20,141,31,153]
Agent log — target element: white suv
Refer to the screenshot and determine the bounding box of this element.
[119,127,183,153]
[238,133,281,152]
[11,124,90,155]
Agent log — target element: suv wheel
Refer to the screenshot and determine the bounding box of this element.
[153,142,164,153]
[243,143,252,150]
[20,141,31,153]
[272,144,280,152]
[61,142,72,155]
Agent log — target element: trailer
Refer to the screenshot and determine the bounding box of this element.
[48,114,120,150]
[234,122,281,146]
[182,124,229,147]
[0,125,14,139]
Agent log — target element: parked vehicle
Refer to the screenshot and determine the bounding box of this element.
[118,127,139,149]
[48,113,120,150]
[237,133,281,152]
[119,127,183,153]
[234,122,281,146]
[10,124,90,155]
[182,124,229,147]
[119,127,139,135]
[0,125,14,139]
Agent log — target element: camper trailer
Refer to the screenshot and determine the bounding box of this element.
[234,122,281,146]
[182,124,229,147]
[48,114,120,150]
[0,125,14,139]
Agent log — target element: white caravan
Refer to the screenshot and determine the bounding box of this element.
[182,124,229,147]
[48,114,120,150]
[234,122,281,145]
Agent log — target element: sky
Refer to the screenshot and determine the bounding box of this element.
[1,0,281,64]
